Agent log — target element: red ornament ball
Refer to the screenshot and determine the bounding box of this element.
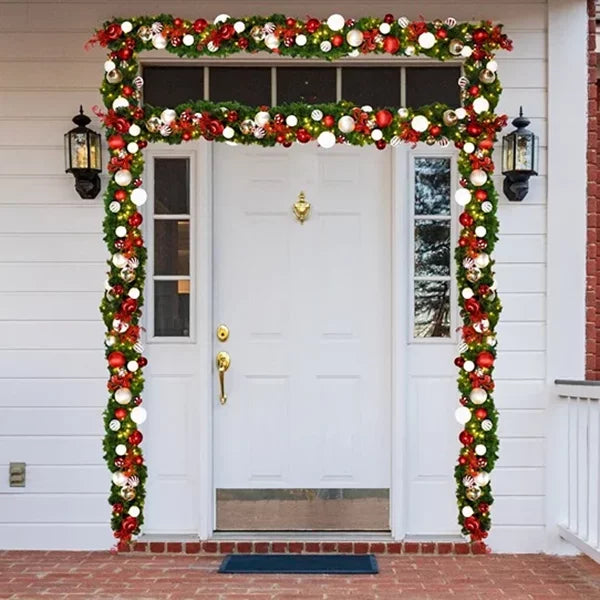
[384,13,395,24]
[323,114,335,128]
[121,86,134,97]
[128,430,143,446]
[474,408,488,420]
[114,407,127,420]
[464,298,480,314]
[476,351,495,369]
[478,502,490,514]
[296,128,311,143]
[479,138,494,150]
[306,18,321,33]
[122,515,138,534]
[112,284,124,296]
[108,351,126,369]
[478,284,491,296]
[458,455,468,465]
[467,123,483,136]
[383,36,400,54]
[331,34,344,47]
[472,28,489,44]
[118,48,132,61]
[121,298,138,314]
[375,109,393,128]
[375,140,386,150]
[138,140,148,149]
[133,396,142,406]
[459,212,474,227]
[459,430,474,446]
[138,356,148,367]
[468,85,480,97]
[429,125,442,137]
[128,212,143,227]
[182,132,191,141]
[237,37,249,49]
[286,17,296,27]
[436,28,448,39]
[108,135,126,150]
[134,455,144,465]
[193,18,208,32]
[173,17,184,28]
[114,189,127,201]
[475,189,488,201]
[112,503,123,514]
[454,357,465,367]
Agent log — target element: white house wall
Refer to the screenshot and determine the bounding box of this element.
[0,0,584,552]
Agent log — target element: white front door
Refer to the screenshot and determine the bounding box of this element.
[212,143,392,530]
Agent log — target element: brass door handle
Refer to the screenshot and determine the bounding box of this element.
[216,351,231,405]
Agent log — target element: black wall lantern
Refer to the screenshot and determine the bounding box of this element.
[64,106,102,199]
[502,107,539,202]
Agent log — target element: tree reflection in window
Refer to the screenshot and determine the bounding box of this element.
[413,157,452,339]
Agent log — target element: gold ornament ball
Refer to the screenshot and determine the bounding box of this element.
[106,69,123,84]
[466,487,482,501]
[479,69,496,84]
[443,109,458,126]
[449,39,464,55]
[121,486,136,501]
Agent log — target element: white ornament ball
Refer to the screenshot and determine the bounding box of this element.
[317,131,336,149]
[320,40,332,53]
[130,406,147,424]
[379,22,391,35]
[473,97,490,115]
[338,115,356,133]
[112,253,128,268]
[455,107,467,120]
[115,444,127,456]
[411,115,429,132]
[161,109,177,124]
[481,419,493,431]
[463,142,475,154]
[463,360,475,373]
[371,129,383,142]
[114,387,132,405]
[127,360,139,373]
[127,142,139,154]
[234,21,246,33]
[109,419,121,431]
[265,33,280,49]
[128,505,141,518]
[455,406,472,425]
[114,169,132,187]
[255,111,270,127]
[462,287,474,299]
[461,45,473,58]
[105,335,117,347]
[462,506,474,518]
[398,17,410,29]
[361,105,373,113]
[475,472,490,486]
[346,29,364,47]
[470,169,488,187]
[475,444,487,456]
[486,59,498,73]
[481,201,493,213]
[327,13,345,31]
[286,115,298,127]
[295,34,307,47]
[112,472,128,487]
[311,109,324,121]
[121,21,133,34]
[129,124,141,137]
[131,188,147,207]
[112,96,129,111]
[470,388,488,405]
[128,287,140,299]
[223,126,234,139]
[418,31,436,49]
[404,45,416,56]
[152,34,168,50]
[115,226,127,238]
[397,107,409,119]
[183,34,195,46]
[475,253,490,268]
[214,14,230,24]
[104,60,116,73]
[475,226,487,238]
[109,201,121,213]
[455,188,471,206]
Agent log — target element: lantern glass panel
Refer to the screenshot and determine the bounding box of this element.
[70,132,90,169]
[515,132,533,171]
[502,133,515,173]
[64,133,71,171]
[90,132,102,170]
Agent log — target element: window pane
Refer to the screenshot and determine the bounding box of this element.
[143,67,204,107]
[154,280,190,337]
[414,220,451,277]
[342,68,401,107]
[414,280,450,338]
[277,68,336,104]
[155,158,189,214]
[154,220,190,276]
[415,157,451,216]
[210,67,271,105]
[406,67,461,107]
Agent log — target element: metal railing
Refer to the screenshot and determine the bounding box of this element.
[556,380,600,562]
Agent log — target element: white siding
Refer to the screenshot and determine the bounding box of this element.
[0,0,586,553]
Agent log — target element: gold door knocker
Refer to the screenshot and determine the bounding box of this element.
[293,191,311,224]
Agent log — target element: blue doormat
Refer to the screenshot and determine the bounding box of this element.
[219,553,378,574]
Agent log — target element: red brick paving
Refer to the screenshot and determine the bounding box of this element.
[1,551,600,599]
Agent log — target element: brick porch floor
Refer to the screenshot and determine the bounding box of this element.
[1,551,600,599]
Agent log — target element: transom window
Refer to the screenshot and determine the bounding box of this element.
[143,65,461,107]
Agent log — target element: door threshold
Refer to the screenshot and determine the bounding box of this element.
[211,531,394,541]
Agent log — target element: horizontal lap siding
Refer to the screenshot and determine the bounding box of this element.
[0,0,548,552]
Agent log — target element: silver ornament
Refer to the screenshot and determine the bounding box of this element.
[481,419,493,431]
[109,201,121,213]
[121,269,136,283]
[109,419,121,431]
[311,109,324,121]
[481,201,493,213]
[320,40,332,53]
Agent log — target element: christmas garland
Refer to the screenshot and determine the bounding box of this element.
[90,13,511,550]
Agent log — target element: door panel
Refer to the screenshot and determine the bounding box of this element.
[213,144,392,530]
